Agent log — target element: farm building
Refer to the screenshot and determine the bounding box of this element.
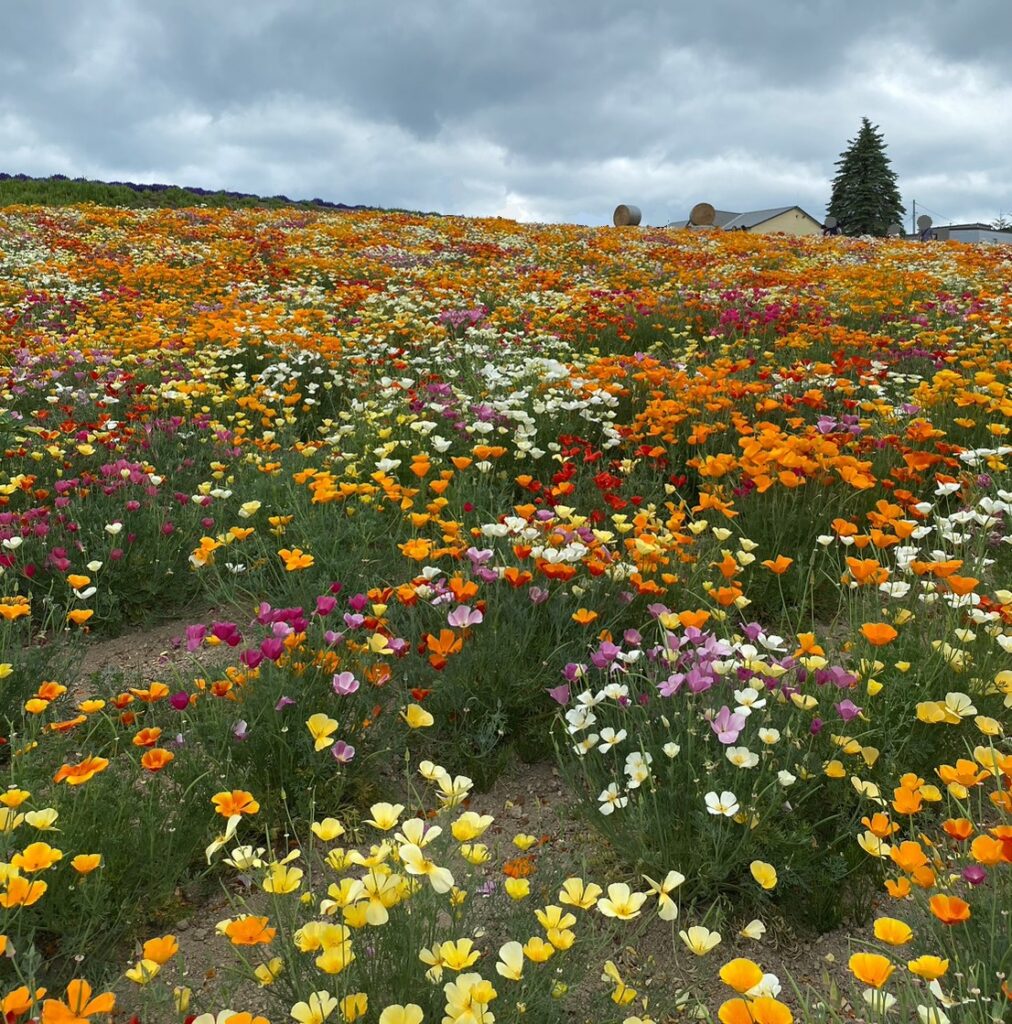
[929,222,1012,244]
[667,205,823,235]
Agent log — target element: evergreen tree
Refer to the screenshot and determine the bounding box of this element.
[827,117,905,236]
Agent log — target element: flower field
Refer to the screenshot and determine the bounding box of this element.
[0,203,1009,1023]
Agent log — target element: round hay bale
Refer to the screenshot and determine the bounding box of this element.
[613,204,642,226]
[689,202,716,226]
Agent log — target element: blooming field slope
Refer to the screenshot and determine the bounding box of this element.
[0,205,1010,1022]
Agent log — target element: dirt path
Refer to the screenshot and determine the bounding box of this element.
[72,622,865,1020]
[117,758,864,1021]
[71,605,246,690]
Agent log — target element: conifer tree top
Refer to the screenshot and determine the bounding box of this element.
[827,117,905,237]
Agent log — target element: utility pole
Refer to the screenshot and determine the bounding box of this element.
[911,200,916,236]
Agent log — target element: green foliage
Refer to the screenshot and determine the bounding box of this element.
[160,767,696,1024]
[551,619,871,931]
[0,174,337,211]
[0,172,444,215]
[827,117,905,236]
[0,610,80,732]
[1,722,218,985]
[181,628,396,826]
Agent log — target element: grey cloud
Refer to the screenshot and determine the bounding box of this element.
[1,0,1010,225]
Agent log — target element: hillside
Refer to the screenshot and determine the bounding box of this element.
[1,202,1009,1022]
[0,171,366,210]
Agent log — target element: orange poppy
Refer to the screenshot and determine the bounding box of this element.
[794,632,825,656]
[937,760,990,789]
[929,894,971,925]
[503,856,536,878]
[140,748,175,772]
[0,875,48,907]
[12,842,63,873]
[224,916,276,946]
[129,683,170,703]
[944,575,979,596]
[889,841,928,874]
[910,865,937,889]
[718,996,794,1024]
[969,836,1004,866]
[503,567,533,588]
[211,790,260,817]
[712,585,743,607]
[40,980,115,1022]
[0,597,31,621]
[53,756,109,786]
[860,623,898,646]
[71,854,102,874]
[941,818,974,840]
[873,917,913,945]
[845,558,889,586]
[1,986,48,1018]
[48,715,88,734]
[884,876,911,898]
[761,555,793,574]
[849,952,894,988]
[861,813,899,838]
[36,681,67,701]
[719,959,764,994]
[132,727,162,748]
[397,538,432,561]
[448,577,479,602]
[679,609,711,629]
[278,547,315,571]
[425,629,463,668]
[891,787,923,815]
[142,934,179,964]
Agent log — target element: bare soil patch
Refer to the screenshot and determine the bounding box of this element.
[93,625,870,1022]
[71,605,247,692]
[116,757,868,1022]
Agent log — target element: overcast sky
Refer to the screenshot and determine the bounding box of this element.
[3,0,1010,226]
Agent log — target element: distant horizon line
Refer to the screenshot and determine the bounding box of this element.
[1,169,1004,230]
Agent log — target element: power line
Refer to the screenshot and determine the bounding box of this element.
[911,201,952,224]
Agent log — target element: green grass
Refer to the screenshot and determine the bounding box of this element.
[0,172,357,211]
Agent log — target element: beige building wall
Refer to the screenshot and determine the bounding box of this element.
[747,209,822,236]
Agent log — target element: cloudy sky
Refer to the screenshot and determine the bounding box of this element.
[3,0,1010,226]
